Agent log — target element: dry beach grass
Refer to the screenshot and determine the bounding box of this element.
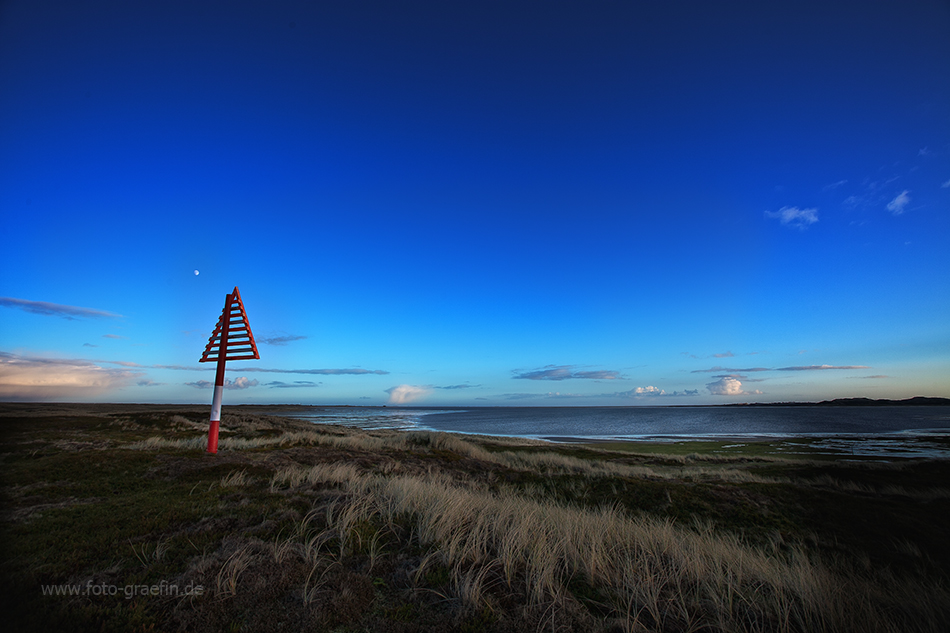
[2,403,949,632]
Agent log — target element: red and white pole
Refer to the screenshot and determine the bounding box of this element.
[207,292,231,454]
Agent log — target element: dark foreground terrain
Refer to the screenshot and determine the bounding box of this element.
[2,403,949,632]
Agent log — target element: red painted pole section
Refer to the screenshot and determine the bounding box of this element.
[207,292,232,454]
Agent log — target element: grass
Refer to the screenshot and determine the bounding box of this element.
[2,403,949,632]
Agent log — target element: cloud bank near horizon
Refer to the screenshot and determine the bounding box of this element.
[0,351,141,399]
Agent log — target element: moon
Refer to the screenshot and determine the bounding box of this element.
[194,270,200,276]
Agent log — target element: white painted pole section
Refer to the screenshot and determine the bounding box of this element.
[210,385,224,422]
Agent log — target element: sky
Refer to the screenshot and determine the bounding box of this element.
[1,0,949,406]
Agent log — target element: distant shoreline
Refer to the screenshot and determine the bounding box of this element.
[268,396,950,410]
[2,396,949,410]
[722,396,950,407]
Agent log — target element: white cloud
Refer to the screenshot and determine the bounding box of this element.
[227,377,258,390]
[0,351,142,400]
[706,376,761,396]
[186,377,259,390]
[385,384,432,404]
[764,206,818,229]
[886,190,910,215]
[941,178,950,188]
[613,386,699,398]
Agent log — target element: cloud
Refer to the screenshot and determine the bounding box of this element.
[265,380,318,388]
[0,351,142,400]
[0,297,122,320]
[186,377,259,390]
[437,384,479,390]
[258,334,307,346]
[613,386,699,398]
[137,379,165,387]
[619,386,666,397]
[842,194,863,209]
[102,334,126,340]
[776,365,869,371]
[694,364,866,374]
[236,367,389,375]
[712,351,734,358]
[513,366,573,381]
[507,391,584,400]
[706,376,761,396]
[823,180,848,191]
[765,206,818,229]
[691,366,770,374]
[574,370,621,380]
[385,384,432,404]
[513,365,621,381]
[848,375,889,379]
[713,373,766,383]
[500,386,700,401]
[886,190,910,215]
[127,364,390,376]
[942,178,950,188]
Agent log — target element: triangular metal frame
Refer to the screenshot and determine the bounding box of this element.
[199,286,259,455]
[199,286,260,363]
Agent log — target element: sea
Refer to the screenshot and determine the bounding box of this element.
[272,405,950,459]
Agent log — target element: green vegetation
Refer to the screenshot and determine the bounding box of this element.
[2,403,949,632]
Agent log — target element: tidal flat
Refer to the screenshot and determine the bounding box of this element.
[2,403,949,632]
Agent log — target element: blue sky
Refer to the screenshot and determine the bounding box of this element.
[1,0,948,406]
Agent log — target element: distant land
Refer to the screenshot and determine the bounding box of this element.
[726,397,950,407]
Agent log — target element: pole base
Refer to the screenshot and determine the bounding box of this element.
[207,419,220,454]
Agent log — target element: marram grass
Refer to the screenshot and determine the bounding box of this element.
[3,404,949,633]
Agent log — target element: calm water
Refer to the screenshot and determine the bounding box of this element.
[274,405,950,458]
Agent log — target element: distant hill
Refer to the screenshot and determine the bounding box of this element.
[815,396,950,407]
[727,396,950,407]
